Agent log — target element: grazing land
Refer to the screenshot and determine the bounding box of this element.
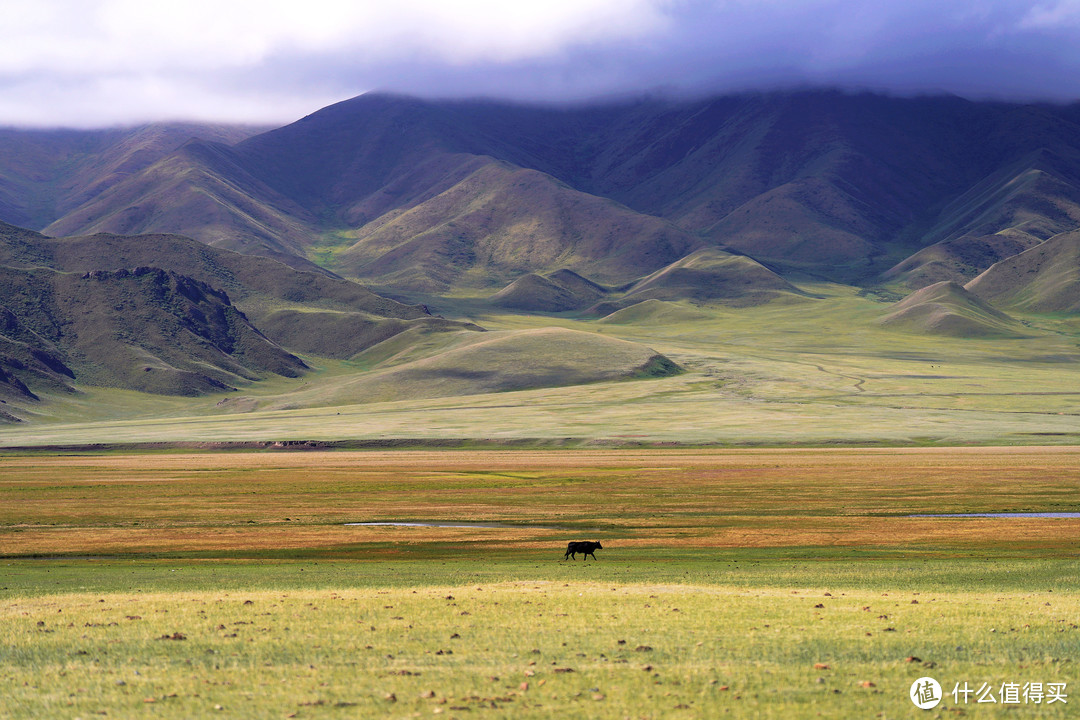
[2,448,1078,718]
[4,287,1080,448]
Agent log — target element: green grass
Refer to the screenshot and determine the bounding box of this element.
[4,283,1079,447]
[2,448,1078,718]
[3,556,1078,719]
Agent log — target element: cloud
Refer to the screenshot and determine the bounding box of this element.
[1,0,1079,127]
[1020,0,1080,28]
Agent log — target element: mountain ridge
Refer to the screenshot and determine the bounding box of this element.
[8,91,1080,296]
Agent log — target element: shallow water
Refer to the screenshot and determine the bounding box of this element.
[345,521,570,529]
[909,512,1080,518]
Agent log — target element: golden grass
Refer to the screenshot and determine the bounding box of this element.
[2,447,1078,557]
[4,582,1078,719]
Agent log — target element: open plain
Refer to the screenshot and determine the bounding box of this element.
[2,448,1078,718]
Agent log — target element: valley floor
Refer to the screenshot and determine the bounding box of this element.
[3,288,1080,448]
[2,447,1078,717]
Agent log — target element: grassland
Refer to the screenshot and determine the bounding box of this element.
[2,448,1078,718]
[0,284,1075,446]
[3,284,1079,447]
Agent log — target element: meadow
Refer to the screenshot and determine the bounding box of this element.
[2,448,1078,718]
[3,286,1080,448]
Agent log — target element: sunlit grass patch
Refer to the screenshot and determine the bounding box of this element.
[3,579,1077,719]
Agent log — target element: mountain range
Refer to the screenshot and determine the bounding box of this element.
[2,89,1079,424]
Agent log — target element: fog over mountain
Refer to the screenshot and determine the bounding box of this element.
[3,1,1080,127]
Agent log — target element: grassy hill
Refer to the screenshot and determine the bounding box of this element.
[246,326,680,409]
[489,269,609,312]
[883,231,1042,289]
[883,150,1080,288]
[43,141,321,266]
[0,224,431,319]
[0,265,306,405]
[0,223,490,420]
[879,281,1029,337]
[599,247,805,312]
[0,123,264,231]
[336,160,700,291]
[595,298,713,325]
[966,230,1080,313]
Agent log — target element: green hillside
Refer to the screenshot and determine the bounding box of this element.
[44,141,321,265]
[0,123,264,231]
[245,327,680,409]
[2,92,1080,440]
[878,281,1029,337]
[615,247,804,307]
[966,230,1080,313]
[489,269,608,312]
[0,265,305,403]
[337,160,699,290]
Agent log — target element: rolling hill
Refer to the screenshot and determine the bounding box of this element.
[489,269,609,313]
[248,327,681,409]
[42,140,322,268]
[0,222,431,321]
[0,264,306,403]
[337,160,700,290]
[879,281,1029,337]
[0,123,265,231]
[966,230,1080,313]
[882,231,1043,289]
[613,247,804,307]
[0,222,487,420]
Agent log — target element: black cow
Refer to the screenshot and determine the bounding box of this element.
[563,540,603,561]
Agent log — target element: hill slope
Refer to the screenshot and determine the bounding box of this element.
[0,123,264,231]
[0,265,306,406]
[598,247,805,313]
[489,269,608,313]
[7,92,1080,294]
[966,230,1080,313]
[43,141,322,267]
[338,160,699,290]
[0,224,430,320]
[879,280,1028,337]
[252,327,681,408]
[0,222,491,419]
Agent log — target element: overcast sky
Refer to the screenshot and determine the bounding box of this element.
[3,0,1080,127]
